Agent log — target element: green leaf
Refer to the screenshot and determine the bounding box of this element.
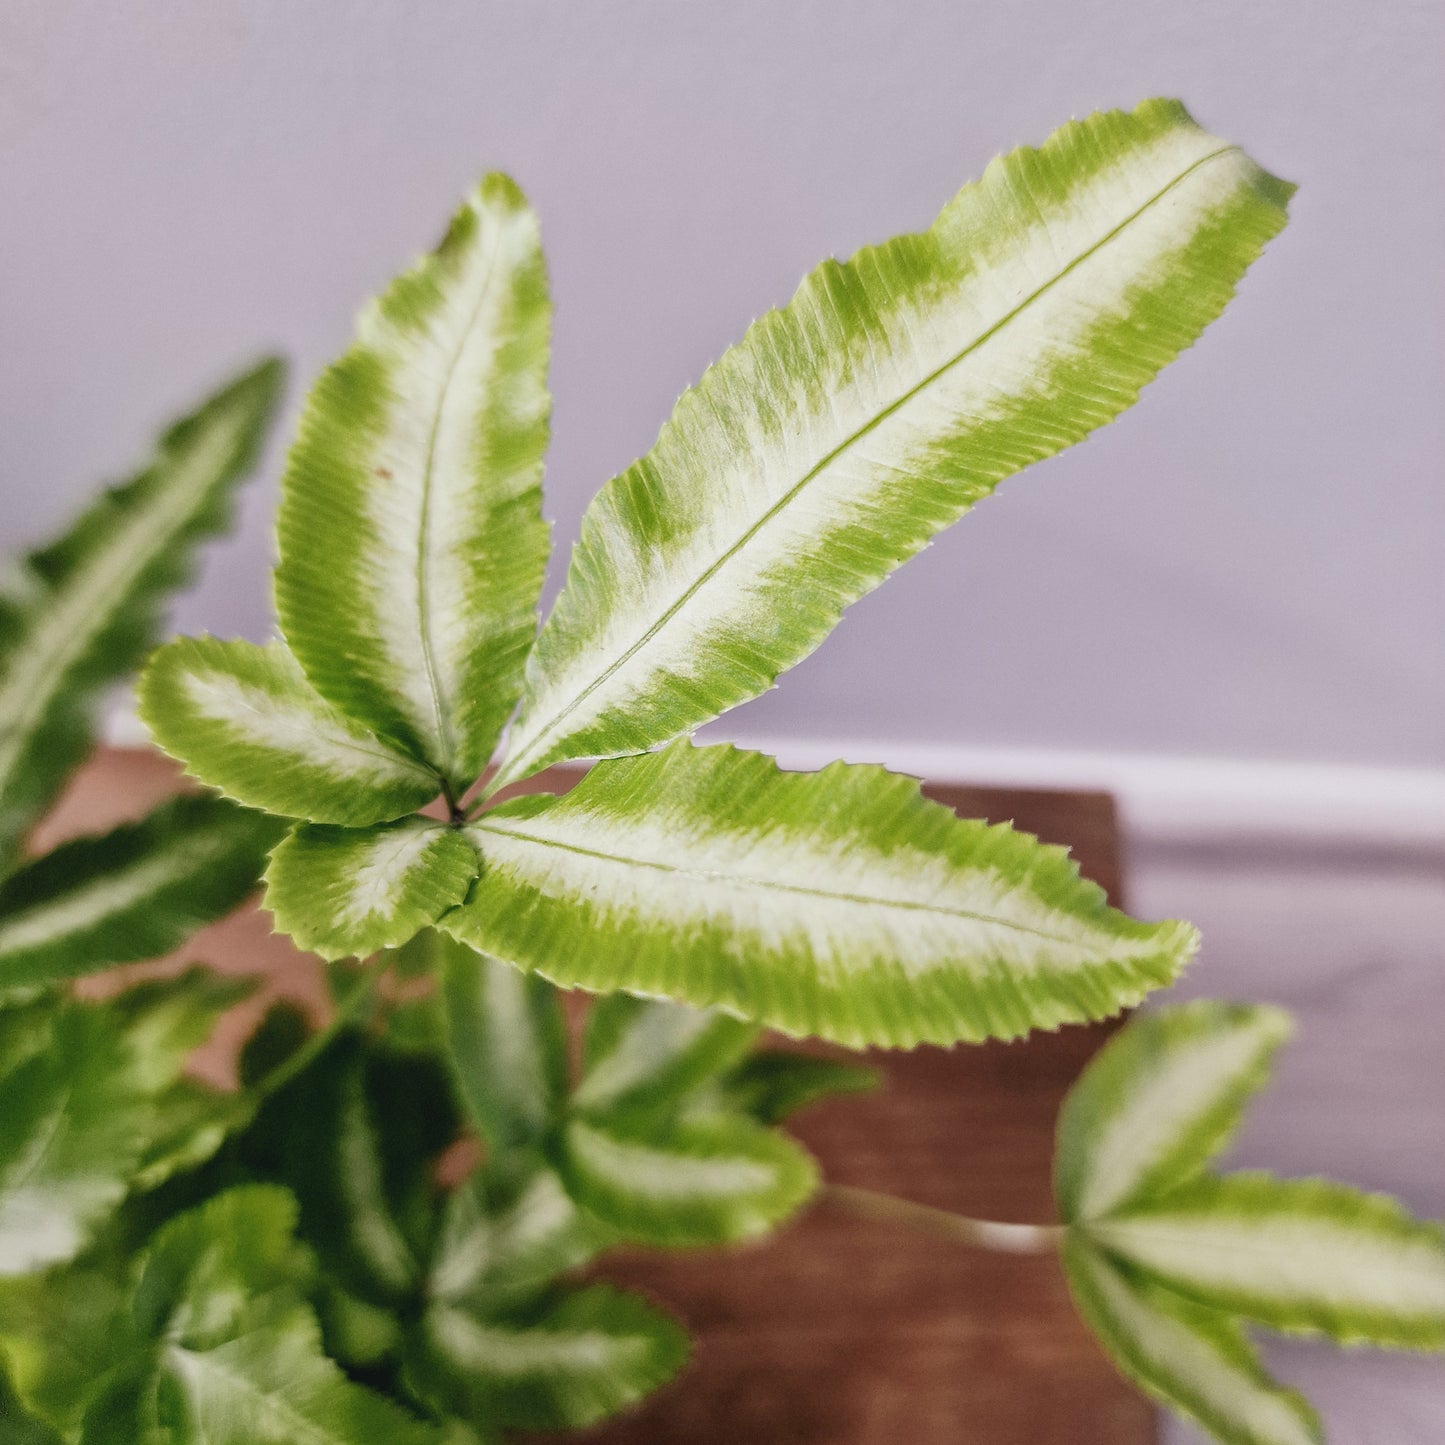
[157,1304,438,1444]
[76,1367,167,1445]
[0,795,282,997]
[111,970,256,1190]
[0,361,282,873]
[0,1266,130,1438]
[264,818,478,959]
[427,1159,609,1312]
[0,1004,181,1275]
[131,1082,249,1195]
[140,638,443,826]
[108,967,255,1090]
[720,1049,879,1125]
[438,1425,495,1445]
[1062,1235,1321,1445]
[315,1282,402,1371]
[239,1034,459,1305]
[1088,1172,1445,1350]
[559,1111,816,1247]
[1055,1001,1294,1223]
[275,173,551,789]
[0,976,244,1243]
[407,1284,687,1432]
[126,1187,438,1444]
[133,1186,308,1348]
[446,742,1197,1048]
[438,933,568,1149]
[494,99,1292,786]
[575,994,757,1119]
[0,1000,56,1082]
[0,1358,65,1445]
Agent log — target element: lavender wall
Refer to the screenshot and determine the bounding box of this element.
[2,0,1440,767]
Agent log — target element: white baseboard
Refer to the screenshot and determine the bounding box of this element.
[109,703,1445,860]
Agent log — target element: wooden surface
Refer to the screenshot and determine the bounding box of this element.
[40,752,1153,1444]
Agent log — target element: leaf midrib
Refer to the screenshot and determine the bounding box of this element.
[411,209,504,782]
[502,144,1238,783]
[166,1337,353,1444]
[215,665,440,781]
[472,817,1126,950]
[0,423,240,799]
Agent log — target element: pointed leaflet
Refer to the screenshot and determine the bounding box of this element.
[438,933,568,1148]
[127,1188,437,1445]
[132,1186,308,1347]
[0,797,282,996]
[156,1314,440,1444]
[276,173,551,787]
[0,980,240,1273]
[575,993,757,1117]
[407,1284,687,1432]
[0,1004,163,1274]
[141,639,442,826]
[1056,1001,1293,1223]
[1087,1172,1445,1350]
[265,819,478,959]
[0,362,282,872]
[559,1112,816,1247]
[494,100,1293,785]
[446,742,1197,1048]
[0,1266,131,1437]
[0,977,245,1260]
[1063,1236,1320,1445]
[238,1034,460,1305]
[428,1161,609,1313]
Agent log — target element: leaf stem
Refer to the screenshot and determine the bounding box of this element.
[250,958,385,1102]
[820,1183,1064,1254]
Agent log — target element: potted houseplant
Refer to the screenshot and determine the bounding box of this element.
[0,98,1440,1443]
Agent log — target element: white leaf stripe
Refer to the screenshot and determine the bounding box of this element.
[0,417,234,776]
[559,1113,817,1246]
[0,1007,161,1277]
[429,1166,602,1306]
[163,1310,436,1445]
[0,362,280,867]
[496,100,1292,784]
[1055,1001,1293,1222]
[576,995,756,1115]
[1089,1173,1445,1349]
[264,819,478,960]
[335,1061,417,1295]
[439,935,567,1147]
[140,638,441,826]
[1063,1236,1321,1445]
[427,1304,651,1375]
[446,742,1197,1048]
[0,838,225,956]
[412,1285,687,1431]
[0,796,281,994]
[276,173,551,787]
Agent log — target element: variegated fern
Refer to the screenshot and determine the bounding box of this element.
[0,99,1439,1444]
[140,101,1290,1048]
